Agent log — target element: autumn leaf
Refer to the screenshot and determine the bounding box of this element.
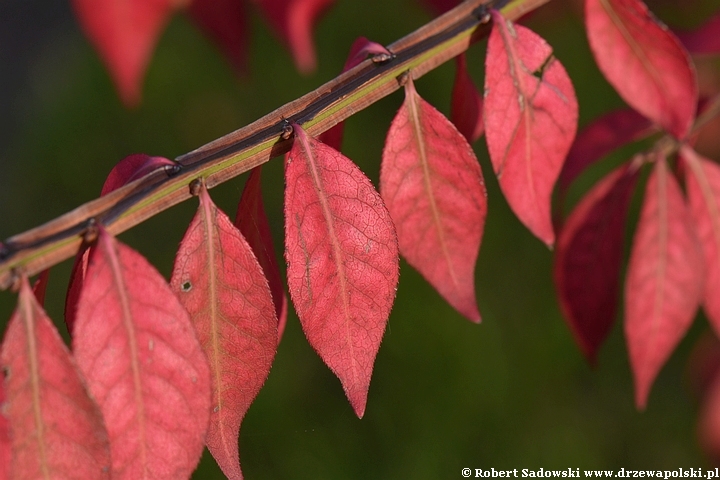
[32,270,50,306]
[554,164,638,364]
[382,76,486,322]
[558,108,654,196]
[0,371,7,480]
[187,0,249,74]
[65,154,176,335]
[698,370,720,464]
[625,157,704,409]
[1,276,110,479]
[484,9,578,246]
[285,124,399,418]
[172,183,278,479]
[236,166,288,340]
[451,53,484,143]
[71,0,179,107]
[251,0,334,73]
[585,0,697,139]
[675,12,720,55]
[683,146,720,335]
[73,229,211,479]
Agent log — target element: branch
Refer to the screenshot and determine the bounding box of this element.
[0,0,551,290]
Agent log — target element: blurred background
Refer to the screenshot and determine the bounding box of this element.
[1,0,720,478]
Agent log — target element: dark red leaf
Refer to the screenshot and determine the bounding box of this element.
[172,184,278,479]
[285,124,399,417]
[625,157,704,409]
[484,9,578,246]
[419,0,457,16]
[0,369,9,480]
[236,166,288,341]
[675,12,720,56]
[686,331,720,401]
[554,164,638,364]
[251,0,334,73]
[71,0,177,107]
[32,270,50,306]
[683,146,720,335]
[698,371,720,464]
[187,0,249,74]
[1,277,110,479]
[73,229,211,479]
[65,154,175,335]
[585,0,697,139]
[319,37,391,152]
[382,77,486,322]
[558,108,654,195]
[451,53,484,143]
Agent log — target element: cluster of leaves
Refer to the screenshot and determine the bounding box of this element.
[1,0,720,478]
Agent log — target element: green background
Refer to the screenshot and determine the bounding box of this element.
[1,0,719,478]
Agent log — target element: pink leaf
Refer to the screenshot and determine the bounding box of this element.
[284,124,399,417]
[554,164,638,364]
[625,158,704,409]
[251,0,334,73]
[1,277,110,479]
[187,0,249,74]
[585,0,698,139]
[558,108,654,195]
[66,154,175,335]
[675,12,720,56]
[73,229,211,479]
[71,0,178,107]
[319,37,391,151]
[683,147,720,335]
[382,77,486,322]
[236,167,288,341]
[451,53,484,143]
[484,9,578,246]
[171,184,278,479]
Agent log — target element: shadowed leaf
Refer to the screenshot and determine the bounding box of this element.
[675,12,720,56]
[188,0,249,74]
[451,54,484,143]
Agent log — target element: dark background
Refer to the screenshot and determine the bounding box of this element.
[1,0,720,478]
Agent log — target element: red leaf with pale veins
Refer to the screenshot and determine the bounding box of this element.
[558,108,654,195]
[484,9,578,246]
[0,371,8,480]
[1,277,110,479]
[65,154,175,335]
[187,0,249,74]
[675,13,720,55]
[236,166,288,341]
[451,53,484,143]
[554,165,638,365]
[319,37,391,151]
[285,124,399,418]
[625,158,704,409]
[382,77,486,322]
[251,0,334,73]
[73,229,211,479]
[585,0,697,139]
[683,147,720,335]
[72,0,178,107]
[171,184,278,479]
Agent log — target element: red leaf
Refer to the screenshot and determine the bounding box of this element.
[1,277,110,479]
[236,167,288,341]
[484,10,578,246]
[382,77,486,322]
[73,229,211,479]
[251,0,334,73]
[187,0,249,74]
[284,124,399,417]
[451,53,484,143]
[675,12,720,56]
[172,184,278,479]
[558,108,654,195]
[554,164,638,364]
[319,37,391,151]
[585,0,697,139]
[0,369,10,480]
[625,158,704,409]
[683,147,720,335]
[65,154,175,335]
[419,0,457,16]
[698,371,720,463]
[32,270,50,306]
[72,0,178,107]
